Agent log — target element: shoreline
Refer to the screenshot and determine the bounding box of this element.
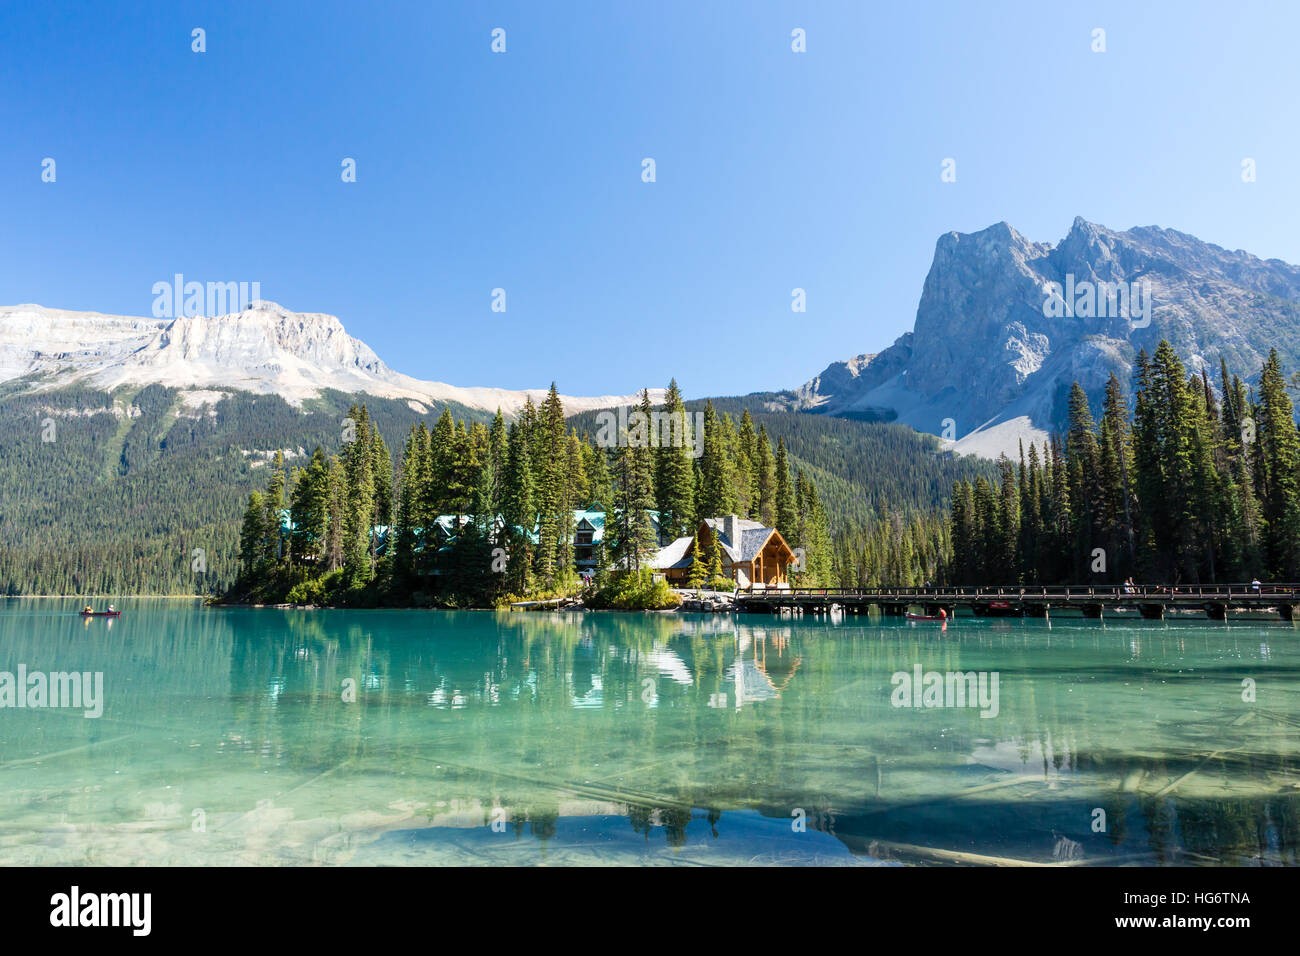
[2,594,205,599]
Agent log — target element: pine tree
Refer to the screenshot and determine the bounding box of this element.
[1066,384,1102,580]
[533,384,569,582]
[971,476,998,582]
[261,450,287,565]
[324,455,347,572]
[1101,372,1137,576]
[705,526,725,585]
[654,379,695,544]
[995,454,1019,584]
[1257,348,1300,578]
[501,421,535,595]
[341,405,375,587]
[289,447,330,565]
[754,426,778,526]
[949,480,973,584]
[736,410,758,519]
[697,401,737,520]
[687,530,706,588]
[428,407,458,518]
[239,491,267,574]
[608,403,657,573]
[370,429,393,531]
[488,408,508,516]
[774,437,796,542]
[581,440,613,509]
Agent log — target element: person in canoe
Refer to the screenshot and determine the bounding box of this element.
[83,604,94,614]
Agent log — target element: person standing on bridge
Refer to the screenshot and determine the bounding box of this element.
[1252,577,1262,594]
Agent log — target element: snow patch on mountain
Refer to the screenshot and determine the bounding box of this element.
[0,301,662,415]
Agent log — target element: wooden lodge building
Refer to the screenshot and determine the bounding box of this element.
[652,515,796,588]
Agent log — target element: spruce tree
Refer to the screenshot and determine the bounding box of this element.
[261,450,287,565]
[754,426,778,526]
[687,530,706,588]
[501,422,535,595]
[341,405,375,587]
[774,437,796,542]
[1257,349,1300,578]
[239,491,267,574]
[654,379,695,543]
[608,410,657,573]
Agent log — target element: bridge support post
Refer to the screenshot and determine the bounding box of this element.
[1205,603,1227,622]
[1024,604,1049,619]
[880,603,905,617]
[1081,604,1104,620]
[1279,604,1296,622]
[1139,603,1165,621]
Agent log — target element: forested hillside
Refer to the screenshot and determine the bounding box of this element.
[570,395,997,526]
[0,381,487,595]
[0,374,994,596]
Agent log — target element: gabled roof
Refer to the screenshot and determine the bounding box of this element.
[573,509,606,542]
[737,527,781,562]
[652,517,791,569]
[650,536,693,570]
[703,516,769,562]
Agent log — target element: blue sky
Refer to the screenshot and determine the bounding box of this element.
[2,1,1297,398]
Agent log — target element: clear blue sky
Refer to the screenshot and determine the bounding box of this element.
[3,1,1297,398]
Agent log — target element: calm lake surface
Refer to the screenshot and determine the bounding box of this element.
[1,598,1297,866]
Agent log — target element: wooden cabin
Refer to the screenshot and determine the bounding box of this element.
[652,515,795,588]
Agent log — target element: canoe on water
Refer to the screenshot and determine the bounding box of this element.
[906,612,946,621]
[79,611,121,617]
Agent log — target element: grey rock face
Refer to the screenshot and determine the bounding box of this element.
[797,218,1300,455]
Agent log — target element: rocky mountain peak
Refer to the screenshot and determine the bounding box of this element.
[0,302,660,416]
[796,218,1300,458]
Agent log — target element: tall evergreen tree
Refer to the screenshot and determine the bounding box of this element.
[654,379,695,544]
[773,437,796,542]
[1256,348,1300,578]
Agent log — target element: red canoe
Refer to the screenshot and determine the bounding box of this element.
[906,612,946,621]
[80,611,121,617]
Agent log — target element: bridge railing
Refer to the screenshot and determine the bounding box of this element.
[738,583,1300,601]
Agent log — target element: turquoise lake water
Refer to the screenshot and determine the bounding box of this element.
[1,598,1297,866]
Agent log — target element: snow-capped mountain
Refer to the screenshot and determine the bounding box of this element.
[0,300,661,414]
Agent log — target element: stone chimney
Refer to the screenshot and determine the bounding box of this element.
[724,514,742,554]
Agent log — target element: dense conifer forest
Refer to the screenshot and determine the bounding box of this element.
[226,381,986,606]
[10,338,1279,603]
[0,382,488,595]
[0,377,991,597]
[948,342,1300,586]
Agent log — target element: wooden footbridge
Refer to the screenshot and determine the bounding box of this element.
[735,583,1300,621]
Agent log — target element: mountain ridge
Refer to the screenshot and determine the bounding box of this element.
[0,300,664,416]
[793,217,1300,457]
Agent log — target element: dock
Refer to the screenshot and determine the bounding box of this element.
[508,596,581,611]
[735,583,1300,621]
